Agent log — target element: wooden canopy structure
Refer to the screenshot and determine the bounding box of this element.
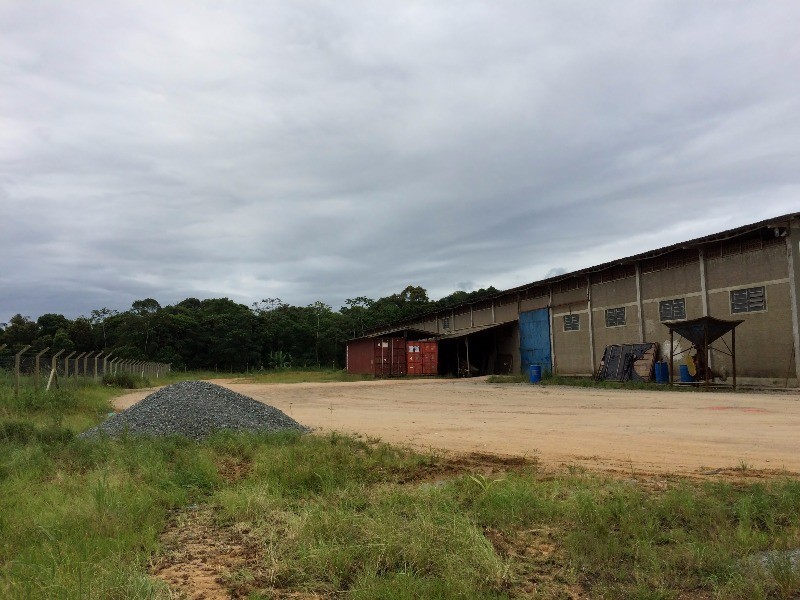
[666,316,744,390]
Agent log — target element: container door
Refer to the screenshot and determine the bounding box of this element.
[519,309,551,376]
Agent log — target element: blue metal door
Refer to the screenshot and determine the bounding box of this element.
[519,309,551,375]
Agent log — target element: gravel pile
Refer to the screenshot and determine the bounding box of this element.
[82,380,308,441]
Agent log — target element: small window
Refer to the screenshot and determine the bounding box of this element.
[731,287,766,313]
[563,314,580,331]
[442,317,451,330]
[605,307,626,327]
[659,298,686,321]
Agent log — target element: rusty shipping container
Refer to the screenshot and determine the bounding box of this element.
[346,337,407,376]
[406,340,438,376]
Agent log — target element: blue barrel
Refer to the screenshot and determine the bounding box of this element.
[654,361,668,384]
[529,364,542,384]
[679,364,692,383]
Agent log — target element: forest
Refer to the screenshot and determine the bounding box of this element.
[0,285,497,370]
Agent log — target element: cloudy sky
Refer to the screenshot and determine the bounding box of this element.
[2,1,799,322]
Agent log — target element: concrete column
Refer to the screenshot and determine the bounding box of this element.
[94,352,104,381]
[34,347,49,390]
[103,352,113,377]
[787,219,800,386]
[699,248,709,317]
[699,247,712,371]
[49,349,65,391]
[635,263,644,342]
[586,275,596,373]
[50,350,65,380]
[74,352,86,377]
[63,351,76,378]
[14,345,31,397]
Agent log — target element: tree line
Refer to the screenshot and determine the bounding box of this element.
[0,285,498,370]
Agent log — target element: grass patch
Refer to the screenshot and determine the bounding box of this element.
[102,372,152,389]
[1,373,799,598]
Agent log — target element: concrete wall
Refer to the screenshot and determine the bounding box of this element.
[377,224,800,383]
[703,243,792,380]
[552,303,592,375]
[641,262,701,298]
[643,294,704,344]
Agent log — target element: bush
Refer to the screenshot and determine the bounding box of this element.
[102,373,151,389]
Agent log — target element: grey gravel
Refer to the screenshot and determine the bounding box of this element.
[81,380,309,441]
[748,548,800,571]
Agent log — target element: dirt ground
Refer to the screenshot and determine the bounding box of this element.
[115,378,800,476]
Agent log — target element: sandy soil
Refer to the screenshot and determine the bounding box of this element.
[115,378,800,476]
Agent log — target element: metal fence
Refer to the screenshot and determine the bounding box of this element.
[0,344,170,395]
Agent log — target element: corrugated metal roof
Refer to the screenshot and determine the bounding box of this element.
[435,320,516,340]
[348,327,435,342]
[366,211,799,335]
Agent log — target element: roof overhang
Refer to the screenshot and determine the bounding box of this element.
[348,327,435,343]
[435,320,516,341]
[664,316,744,348]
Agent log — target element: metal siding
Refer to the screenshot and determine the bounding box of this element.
[519,309,552,375]
[346,338,376,374]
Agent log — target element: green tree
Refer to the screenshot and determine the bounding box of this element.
[1,314,38,349]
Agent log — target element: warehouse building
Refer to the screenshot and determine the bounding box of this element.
[352,212,800,386]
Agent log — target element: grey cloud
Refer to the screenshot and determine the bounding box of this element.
[2,1,799,321]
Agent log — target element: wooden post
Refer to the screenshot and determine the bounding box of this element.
[63,351,77,379]
[49,350,65,391]
[14,345,31,397]
[34,347,49,390]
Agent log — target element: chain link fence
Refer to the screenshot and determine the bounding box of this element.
[0,344,170,394]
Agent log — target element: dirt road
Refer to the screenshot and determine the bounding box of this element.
[115,378,800,475]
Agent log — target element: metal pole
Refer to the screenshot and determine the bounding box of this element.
[669,329,674,387]
[466,335,470,377]
[14,345,31,397]
[704,323,709,391]
[732,327,737,391]
[34,347,49,390]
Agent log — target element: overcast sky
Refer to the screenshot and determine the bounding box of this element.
[2,2,799,322]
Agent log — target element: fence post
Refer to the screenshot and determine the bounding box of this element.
[34,347,50,390]
[94,352,104,381]
[102,352,112,378]
[49,349,65,391]
[74,352,87,378]
[83,352,95,378]
[0,344,7,352]
[14,345,31,397]
[63,351,77,380]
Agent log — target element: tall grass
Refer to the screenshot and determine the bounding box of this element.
[1,372,799,598]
